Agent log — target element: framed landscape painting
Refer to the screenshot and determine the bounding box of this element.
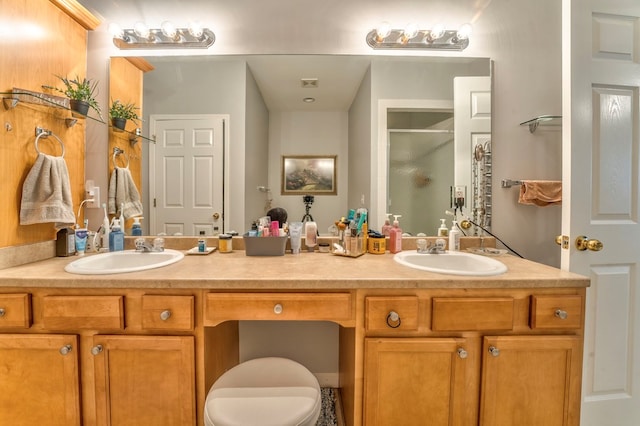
[281,155,337,195]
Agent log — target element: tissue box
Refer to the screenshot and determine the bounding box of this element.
[243,235,288,256]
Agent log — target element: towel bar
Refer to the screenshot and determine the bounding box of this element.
[501,179,522,188]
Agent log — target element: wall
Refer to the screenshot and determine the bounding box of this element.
[0,0,98,250]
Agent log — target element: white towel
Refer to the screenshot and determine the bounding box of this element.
[20,153,75,228]
[108,167,143,219]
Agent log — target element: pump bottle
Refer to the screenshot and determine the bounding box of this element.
[389,215,403,253]
[109,218,125,252]
[381,213,393,236]
[437,219,448,237]
[448,220,460,251]
[131,217,143,236]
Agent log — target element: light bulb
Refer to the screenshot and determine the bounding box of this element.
[133,21,149,39]
[401,23,418,43]
[161,21,177,39]
[108,23,124,39]
[456,23,472,40]
[375,21,391,42]
[188,21,203,38]
[429,24,445,41]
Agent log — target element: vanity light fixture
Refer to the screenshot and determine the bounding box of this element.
[110,21,215,50]
[366,22,472,51]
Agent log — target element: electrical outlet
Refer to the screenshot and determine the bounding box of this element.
[85,186,100,208]
[451,185,466,209]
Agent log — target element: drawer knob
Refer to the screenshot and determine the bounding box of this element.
[160,310,172,321]
[488,346,500,357]
[0,308,5,317]
[457,348,468,359]
[91,344,103,356]
[274,303,283,315]
[386,311,401,328]
[59,344,72,356]
[555,309,568,320]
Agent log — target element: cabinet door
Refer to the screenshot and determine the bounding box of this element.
[92,335,195,426]
[0,334,80,426]
[480,335,583,426]
[364,337,474,426]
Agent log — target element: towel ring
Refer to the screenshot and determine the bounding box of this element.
[112,148,130,168]
[34,131,65,158]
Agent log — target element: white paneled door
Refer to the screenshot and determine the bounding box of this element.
[564,0,640,424]
[149,115,227,236]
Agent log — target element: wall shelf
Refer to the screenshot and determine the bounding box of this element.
[520,115,562,133]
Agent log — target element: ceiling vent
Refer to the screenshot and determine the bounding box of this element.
[301,78,318,88]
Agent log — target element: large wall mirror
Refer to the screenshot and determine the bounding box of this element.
[110,54,491,236]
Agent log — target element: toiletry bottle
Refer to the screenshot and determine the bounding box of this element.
[119,203,125,234]
[101,203,110,252]
[389,215,403,253]
[109,218,125,252]
[305,221,317,252]
[437,219,448,237]
[448,220,461,251]
[381,213,392,236]
[131,217,143,236]
[56,227,76,257]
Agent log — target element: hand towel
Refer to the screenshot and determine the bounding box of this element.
[108,167,144,219]
[20,153,75,227]
[518,180,562,206]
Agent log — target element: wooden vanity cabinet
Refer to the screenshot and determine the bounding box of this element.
[0,290,197,426]
[361,290,585,426]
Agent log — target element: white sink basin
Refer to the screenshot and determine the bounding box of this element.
[64,249,184,275]
[394,250,507,276]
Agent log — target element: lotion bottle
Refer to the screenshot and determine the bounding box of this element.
[437,219,448,237]
[448,220,460,251]
[389,215,403,253]
[381,213,393,236]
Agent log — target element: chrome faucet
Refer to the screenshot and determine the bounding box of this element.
[134,237,164,252]
[417,238,447,254]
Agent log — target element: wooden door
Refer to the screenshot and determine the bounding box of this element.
[363,337,473,426]
[479,335,583,426]
[0,334,80,426]
[149,114,226,236]
[564,1,640,424]
[92,335,195,426]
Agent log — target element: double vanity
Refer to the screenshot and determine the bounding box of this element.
[0,238,589,426]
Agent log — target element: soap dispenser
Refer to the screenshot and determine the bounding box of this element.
[448,220,460,251]
[381,213,392,236]
[389,215,403,253]
[109,218,125,252]
[437,219,448,237]
[131,217,143,236]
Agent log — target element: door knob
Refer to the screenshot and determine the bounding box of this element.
[555,235,562,245]
[212,212,220,220]
[575,236,603,251]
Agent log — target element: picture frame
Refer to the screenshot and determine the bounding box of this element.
[281,155,337,195]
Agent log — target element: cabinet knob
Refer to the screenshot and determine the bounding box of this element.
[59,344,72,356]
[160,310,172,321]
[488,346,500,357]
[274,303,283,314]
[0,308,5,317]
[457,348,468,359]
[91,344,103,356]
[555,309,568,320]
[386,311,401,328]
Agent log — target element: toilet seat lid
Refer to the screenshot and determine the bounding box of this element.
[205,357,321,426]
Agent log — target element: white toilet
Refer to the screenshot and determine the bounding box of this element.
[204,357,322,426]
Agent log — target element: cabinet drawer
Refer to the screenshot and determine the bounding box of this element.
[0,293,31,329]
[365,296,419,332]
[42,295,124,330]
[432,297,514,331]
[530,295,583,329]
[205,293,352,324]
[141,295,194,331]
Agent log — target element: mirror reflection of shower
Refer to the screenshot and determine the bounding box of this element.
[387,110,454,235]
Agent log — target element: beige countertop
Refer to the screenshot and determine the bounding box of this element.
[0,248,589,290]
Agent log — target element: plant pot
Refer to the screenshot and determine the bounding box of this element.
[111,117,127,132]
[69,99,90,117]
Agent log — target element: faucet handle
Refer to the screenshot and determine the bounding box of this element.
[134,237,147,250]
[435,238,447,251]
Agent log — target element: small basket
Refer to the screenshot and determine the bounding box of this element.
[243,234,288,256]
[331,233,366,258]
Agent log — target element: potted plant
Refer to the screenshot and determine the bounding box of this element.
[44,75,103,120]
[109,99,141,131]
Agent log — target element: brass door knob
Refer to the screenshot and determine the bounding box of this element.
[555,235,562,245]
[212,212,220,220]
[575,236,603,251]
